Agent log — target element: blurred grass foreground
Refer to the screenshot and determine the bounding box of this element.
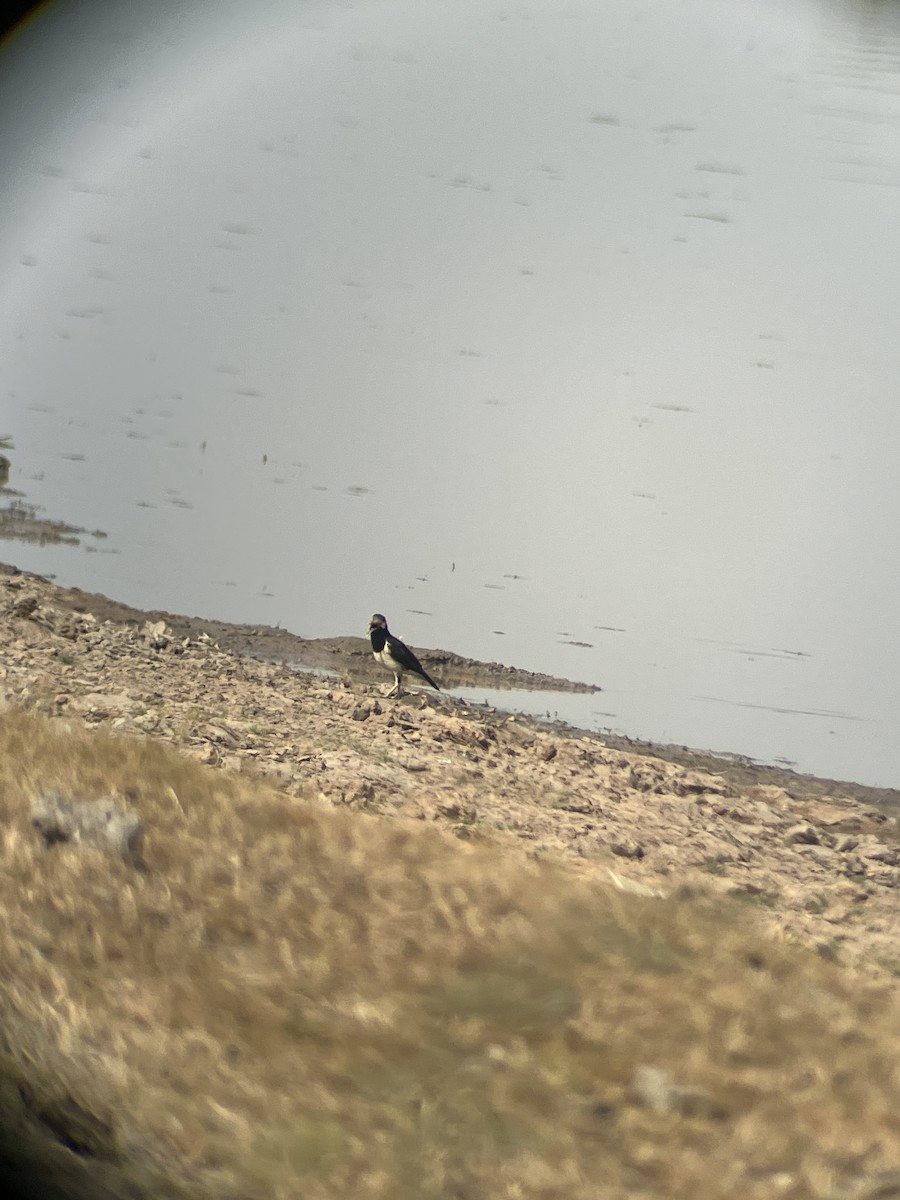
[1,708,899,1200]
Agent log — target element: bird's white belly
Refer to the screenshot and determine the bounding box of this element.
[373,648,400,672]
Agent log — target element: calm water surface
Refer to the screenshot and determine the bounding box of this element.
[2,0,900,786]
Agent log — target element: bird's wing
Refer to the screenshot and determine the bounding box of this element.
[389,636,440,690]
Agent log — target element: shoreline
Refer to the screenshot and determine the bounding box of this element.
[3,556,900,1197]
[3,559,897,814]
[2,555,900,983]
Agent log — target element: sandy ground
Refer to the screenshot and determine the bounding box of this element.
[2,559,899,988]
[29,561,900,810]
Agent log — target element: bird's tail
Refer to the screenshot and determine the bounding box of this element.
[421,669,440,691]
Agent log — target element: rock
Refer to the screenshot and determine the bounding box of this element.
[437,800,478,825]
[440,717,493,750]
[729,881,780,901]
[188,744,219,765]
[671,770,733,798]
[629,1065,727,1119]
[204,722,239,747]
[856,840,899,865]
[10,594,38,619]
[502,718,536,749]
[610,839,644,859]
[798,800,863,830]
[627,761,676,793]
[749,784,794,807]
[142,619,171,650]
[31,790,144,860]
[785,824,820,846]
[686,833,744,866]
[69,691,132,718]
[607,870,666,899]
[804,845,838,867]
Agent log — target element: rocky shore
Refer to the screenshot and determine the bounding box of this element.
[2,560,898,982]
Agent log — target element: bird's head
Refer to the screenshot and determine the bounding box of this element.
[368,613,387,634]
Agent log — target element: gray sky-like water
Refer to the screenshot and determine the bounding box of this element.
[2,0,900,787]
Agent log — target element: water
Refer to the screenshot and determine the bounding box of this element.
[2,0,900,787]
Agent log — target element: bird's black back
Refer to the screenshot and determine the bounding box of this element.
[386,631,428,676]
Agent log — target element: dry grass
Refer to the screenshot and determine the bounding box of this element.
[1,708,899,1199]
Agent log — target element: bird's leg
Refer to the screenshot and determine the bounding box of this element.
[385,673,401,698]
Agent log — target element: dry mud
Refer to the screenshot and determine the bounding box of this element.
[2,560,899,983]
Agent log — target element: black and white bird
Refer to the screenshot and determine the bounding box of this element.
[368,613,440,697]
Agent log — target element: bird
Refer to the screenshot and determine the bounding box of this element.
[368,613,440,697]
